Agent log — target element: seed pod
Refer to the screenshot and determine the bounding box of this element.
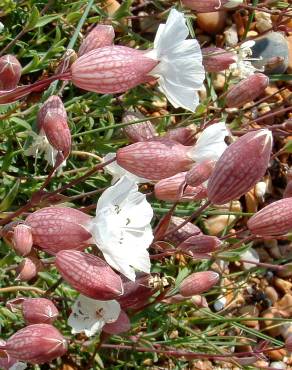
[179,271,220,296]
[154,172,207,202]
[186,160,215,187]
[1,324,67,364]
[12,224,33,256]
[71,46,157,94]
[165,216,202,244]
[118,274,154,310]
[0,55,22,90]
[25,207,92,254]
[78,24,115,56]
[16,256,43,281]
[247,198,292,236]
[55,250,123,300]
[103,310,131,334]
[117,139,193,180]
[181,0,229,12]
[202,47,235,72]
[122,110,156,142]
[164,127,196,146]
[178,235,221,258]
[37,95,67,132]
[42,111,71,160]
[225,73,269,108]
[207,129,273,205]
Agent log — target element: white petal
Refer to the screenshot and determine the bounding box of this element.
[189,122,228,162]
[68,295,120,337]
[149,9,205,112]
[153,9,188,52]
[87,176,154,281]
[103,153,150,184]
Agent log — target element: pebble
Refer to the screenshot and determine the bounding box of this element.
[269,361,286,369]
[276,294,292,317]
[261,307,283,337]
[203,214,236,235]
[197,11,227,35]
[214,296,227,311]
[251,32,289,74]
[240,248,259,270]
[274,277,292,295]
[224,24,238,46]
[267,349,286,361]
[264,286,279,305]
[277,263,292,279]
[255,11,273,33]
[239,305,259,327]
[280,323,292,340]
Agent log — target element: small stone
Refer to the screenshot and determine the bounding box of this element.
[197,11,227,34]
[261,307,283,337]
[240,248,259,270]
[239,305,259,327]
[255,11,273,33]
[214,296,227,311]
[281,323,292,340]
[274,277,292,295]
[203,214,236,235]
[269,361,286,369]
[251,32,289,74]
[276,294,292,317]
[277,263,292,279]
[264,286,279,304]
[224,24,238,46]
[213,73,226,91]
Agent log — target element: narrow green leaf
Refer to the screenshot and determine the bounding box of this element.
[34,14,61,28]
[0,179,20,212]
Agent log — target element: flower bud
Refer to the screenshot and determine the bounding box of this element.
[164,127,196,146]
[78,24,115,56]
[25,207,92,254]
[202,47,235,72]
[178,235,221,258]
[182,0,227,12]
[165,216,202,244]
[207,129,273,204]
[1,324,67,364]
[117,139,193,180]
[122,110,156,142]
[42,111,71,160]
[7,297,58,325]
[71,46,158,94]
[179,271,220,296]
[154,172,207,202]
[16,256,43,281]
[12,224,33,256]
[186,160,215,187]
[118,274,153,310]
[103,310,131,334]
[37,96,67,131]
[247,198,292,236]
[225,73,269,108]
[55,250,123,300]
[0,55,22,90]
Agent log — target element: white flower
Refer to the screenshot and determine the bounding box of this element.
[86,176,153,281]
[24,129,66,168]
[188,122,229,163]
[68,295,120,337]
[147,9,205,112]
[104,152,150,184]
[228,41,263,78]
